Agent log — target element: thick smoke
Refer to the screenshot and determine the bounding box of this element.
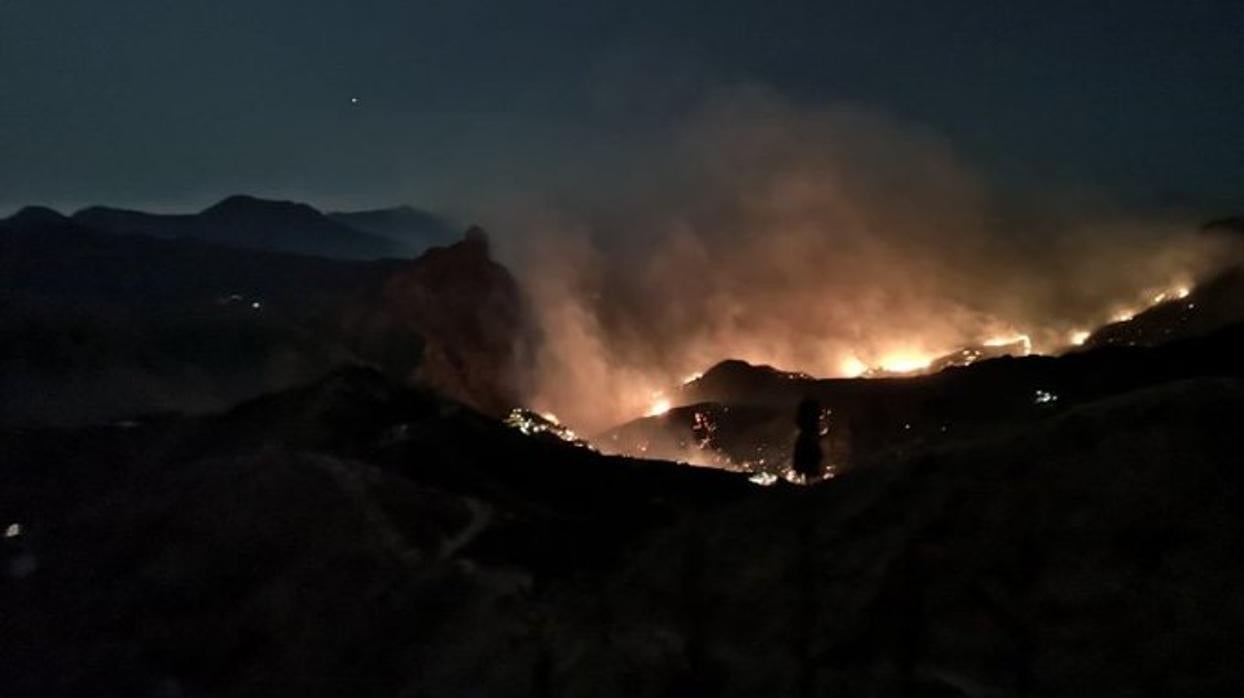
[490,90,1240,433]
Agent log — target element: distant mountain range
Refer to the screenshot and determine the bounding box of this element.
[8,195,459,260]
[0,207,528,425]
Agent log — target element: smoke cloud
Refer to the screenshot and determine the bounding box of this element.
[485,89,1241,433]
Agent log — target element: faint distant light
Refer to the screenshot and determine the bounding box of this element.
[5,523,20,538]
[1034,389,1058,405]
[251,301,261,310]
[350,97,360,105]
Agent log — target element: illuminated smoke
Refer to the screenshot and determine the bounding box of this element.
[489,89,1242,434]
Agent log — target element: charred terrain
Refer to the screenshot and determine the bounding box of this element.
[5,202,1244,697]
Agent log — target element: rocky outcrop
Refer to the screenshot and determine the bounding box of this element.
[342,227,535,416]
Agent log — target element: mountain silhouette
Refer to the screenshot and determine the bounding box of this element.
[72,195,407,260]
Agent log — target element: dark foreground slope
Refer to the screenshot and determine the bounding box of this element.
[0,366,751,697]
[4,363,1244,697]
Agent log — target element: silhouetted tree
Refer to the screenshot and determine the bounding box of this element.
[793,398,823,480]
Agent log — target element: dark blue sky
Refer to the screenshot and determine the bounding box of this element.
[2,0,1241,216]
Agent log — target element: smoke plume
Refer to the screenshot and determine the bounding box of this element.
[486,89,1241,433]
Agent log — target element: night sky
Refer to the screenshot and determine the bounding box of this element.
[2,0,1241,216]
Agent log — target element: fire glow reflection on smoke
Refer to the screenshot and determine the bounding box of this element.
[502,93,1244,437]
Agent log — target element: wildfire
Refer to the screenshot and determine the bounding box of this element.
[504,408,592,448]
[1112,282,1194,325]
[646,395,672,417]
[876,353,934,375]
[692,410,718,449]
[983,333,1032,354]
[838,355,868,378]
[616,277,1202,440]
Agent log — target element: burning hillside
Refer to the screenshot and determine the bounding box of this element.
[495,93,1244,437]
[593,302,1244,479]
[570,260,1244,477]
[523,246,1234,449]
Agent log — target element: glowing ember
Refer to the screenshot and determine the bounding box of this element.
[504,408,591,447]
[1110,282,1194,325]
[692,410,718,448]
[1112,309,1137,323]
[748,472,780,486]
